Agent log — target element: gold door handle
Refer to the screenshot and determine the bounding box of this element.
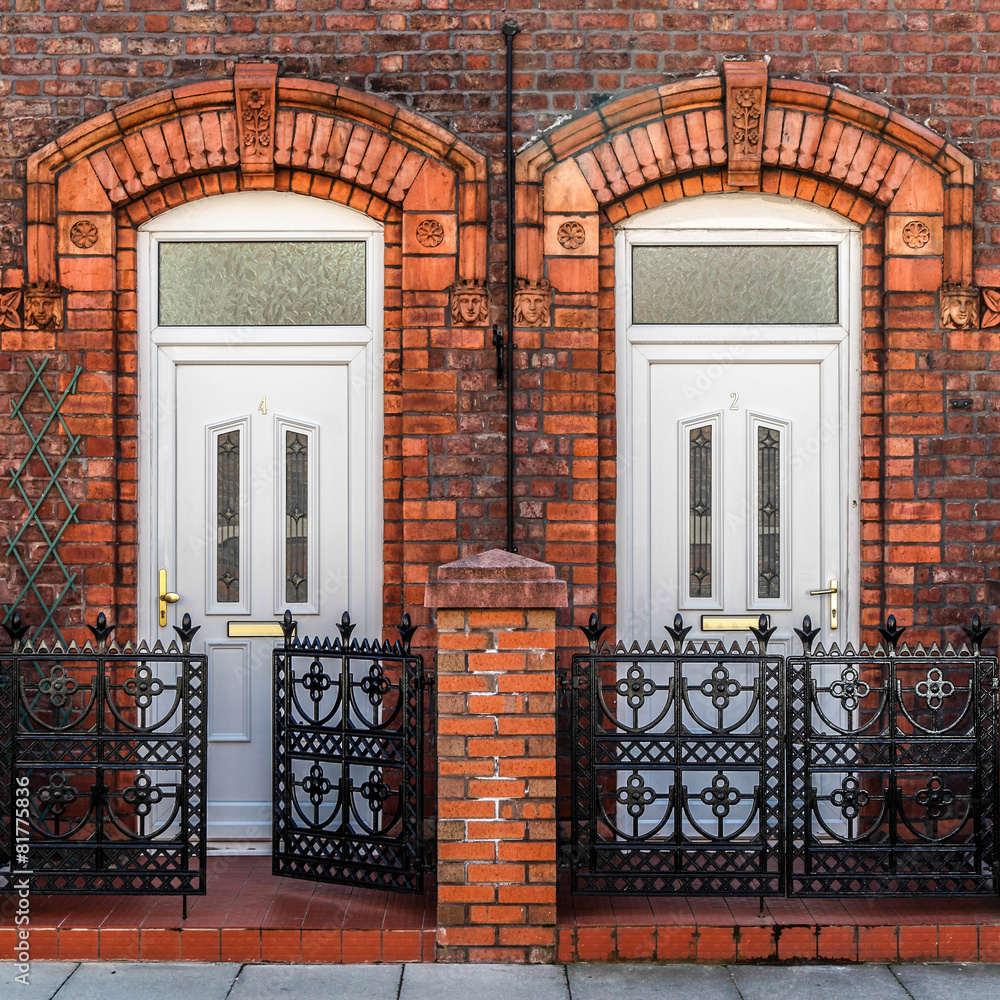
[809,578,838,630]
[159,568,180,627]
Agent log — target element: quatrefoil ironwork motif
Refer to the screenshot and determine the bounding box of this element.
[914,667,955,711]
[915,774,954,819]
[360,769,392,813]
[301,659,332,703]
[615,664,655,710]
[123,664,164,709]
[38,772,78,816]
[617,772,656,818]
[699,773,741,818]
[122,771,163,817]
[360,663,391,706]
[38,664,77,708]
[830,775,870,820]
[829,665,871,712]
[699,665,742,710]
[301,763,332,807]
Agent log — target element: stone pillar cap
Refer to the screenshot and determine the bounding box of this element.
[424,548,568,609]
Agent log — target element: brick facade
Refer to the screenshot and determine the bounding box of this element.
[1,16,997,645]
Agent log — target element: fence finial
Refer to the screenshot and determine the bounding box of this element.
[580,612,608,653]
[963,613,991,654]
[88,612,115,652]
[878,613,906,653]
[794,614,821,655]
[2,611,30,652]
[279,608,297,647]
[750,613,776,653]
[665,613,692,653]
[173,612,200,653]
[397,612,417,654]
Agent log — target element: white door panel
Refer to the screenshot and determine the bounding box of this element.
[173,363,350,841]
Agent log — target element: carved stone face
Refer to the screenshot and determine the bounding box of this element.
[940,289,979,330]
[518,291,546,325]
[451,284,488,326]
[457,291,484,324]
[513,280,550,327]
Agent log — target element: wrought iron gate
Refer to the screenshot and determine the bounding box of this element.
[1,612,207,899]
[272,611,428,892]
[565,613,999,897]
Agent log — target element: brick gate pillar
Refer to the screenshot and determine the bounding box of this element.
[424,549,568,963]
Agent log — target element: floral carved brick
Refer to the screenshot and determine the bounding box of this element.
[513,277,550,327]
[939,284,980,330]
[235,63,278,182]
[981,289,1000,328]
[723,60,768,189]
[0,289,22,329]
[22,283,63,330]
[450,279,489,326]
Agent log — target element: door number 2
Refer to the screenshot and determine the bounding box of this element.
[258,396,267,416]
[730,392,740,411]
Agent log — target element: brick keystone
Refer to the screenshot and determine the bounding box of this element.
[424,548,568,610]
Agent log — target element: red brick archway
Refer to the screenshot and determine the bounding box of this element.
[15,69,488,640]
[513,69,977,646]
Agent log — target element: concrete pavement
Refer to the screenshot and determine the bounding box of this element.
[2,961,998,1000]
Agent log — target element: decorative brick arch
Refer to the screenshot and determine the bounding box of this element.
[512,67,979,646]
[25,69,487,302]
[515,71,972,293]
[11,67,489,638]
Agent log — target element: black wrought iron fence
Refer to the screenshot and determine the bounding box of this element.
[563,612,999,898]
[787,614,999,895]
[0,612,207,909]
[272,610,430,892]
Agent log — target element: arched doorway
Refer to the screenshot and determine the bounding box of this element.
[616,192,861,651]
[137,190,383,845]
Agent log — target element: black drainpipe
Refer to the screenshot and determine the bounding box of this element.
[502,18,519,553]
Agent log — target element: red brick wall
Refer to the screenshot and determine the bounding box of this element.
[1,15,998,651]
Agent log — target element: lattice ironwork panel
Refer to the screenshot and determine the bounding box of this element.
[0,614,207,898]
[4,359,83,642]
[272,611,426,893]
[568,615,784,896]
[787,616,999,896]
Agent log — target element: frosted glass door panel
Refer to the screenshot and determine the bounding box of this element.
[158,241,366,326]
[631,245,838,324]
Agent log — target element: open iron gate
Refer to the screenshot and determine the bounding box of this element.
[272,611,429,892]
[565,613,1000,897]
[1,612,207,903]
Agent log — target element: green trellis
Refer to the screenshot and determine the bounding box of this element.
[4,358,84,644]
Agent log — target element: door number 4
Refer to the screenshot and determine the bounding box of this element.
[730,392,740,411]
[258,396,267,416]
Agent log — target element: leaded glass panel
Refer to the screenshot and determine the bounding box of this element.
[217,430,240,603]
[631,244,838,325]
[285,431,308,604]
[158,241,366,326]
[689,424,712,599]
[757,426,780,599]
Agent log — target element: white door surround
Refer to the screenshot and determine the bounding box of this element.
[136,191,384,845]
[616,192,862,648]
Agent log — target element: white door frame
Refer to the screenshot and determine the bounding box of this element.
[136,190,384,643]
[615,192,862,644]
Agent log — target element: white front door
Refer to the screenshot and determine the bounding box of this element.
[618,194,860,650]
[137,191,383,846]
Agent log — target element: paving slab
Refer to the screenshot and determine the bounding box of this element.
[568,963,740,1000]
[230,963,403,1000]
[53,962,240,1000]
[890,963,1000,1000]
[0,961,78,999]
[402,963,569,1000]
[729,964,910,1000]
